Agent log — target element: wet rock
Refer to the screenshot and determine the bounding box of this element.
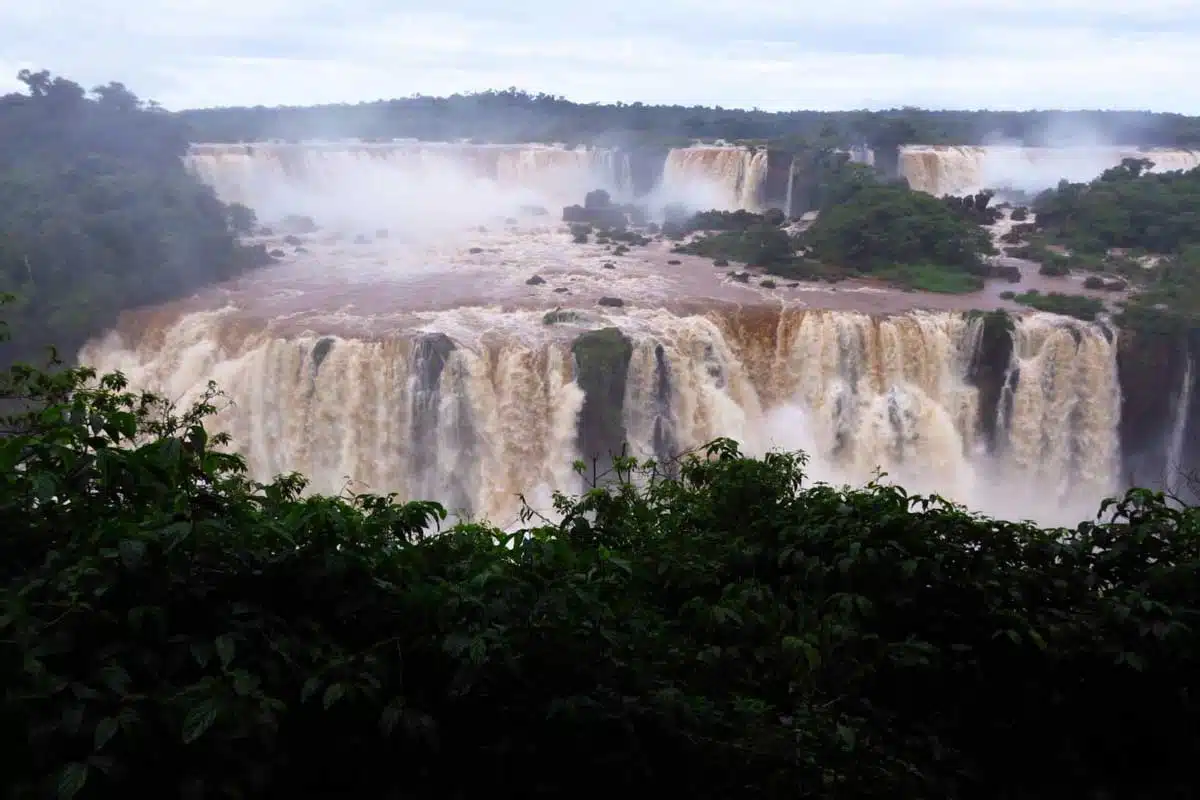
[311,337,336,374]
[469,247,484,254]
[965,310,1015,453]
[601,262,615,269]
[667,259,682,265]
[268,248,286,257]
[283,234,304,246]
[294,246,309,254]
[543,309,580,324]
[597,296,625,307]
[988,263,1023,283]
[554,287,570,293]
[526,275,546,285]
[761,279,777,288]
[572,327,634,469]
[731,272,750,283]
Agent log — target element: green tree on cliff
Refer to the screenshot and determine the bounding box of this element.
[0,69,267,366]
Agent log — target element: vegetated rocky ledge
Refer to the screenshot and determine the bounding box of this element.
[556,183,1068,300]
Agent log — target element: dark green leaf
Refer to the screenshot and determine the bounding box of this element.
[215,634,235,669]
[99,664,131,696]
[93,717,118,750]
[56,762,89,800]
[181,700,220,744]
[301,676,321,703]
[323,683,346,710]
[118,538,146,569]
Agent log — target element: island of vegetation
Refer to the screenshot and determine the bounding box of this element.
[3,69,1200,798]
[994,157,1200,331]
[558,157,1004,295]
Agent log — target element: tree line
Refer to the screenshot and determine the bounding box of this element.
[177,88,1200,150]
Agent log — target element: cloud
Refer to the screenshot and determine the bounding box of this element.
[1,0,1198,111]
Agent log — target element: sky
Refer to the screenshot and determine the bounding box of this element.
[2,0,1199,112]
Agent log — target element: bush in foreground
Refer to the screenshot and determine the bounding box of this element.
[0,343,1198,798]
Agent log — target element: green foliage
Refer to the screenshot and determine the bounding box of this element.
[676,227,796,268]
[1027,161,1200,324]
[942,190,1002,225]
[2,347,1199,797]
[871,263,985,294]
[1032,159,1200,255]
[0,70,269,366]
[1012,290,1106,321]
[1038,258,1071,277]
[667,178,995,294]
[786,150,882,215]
[803,184,995,278]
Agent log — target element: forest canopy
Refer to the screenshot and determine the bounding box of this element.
[0,69,269,366]
[176,88,1200,150]
[1020,158,1200,324]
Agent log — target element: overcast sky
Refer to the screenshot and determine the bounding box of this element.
[2,0,1198,112]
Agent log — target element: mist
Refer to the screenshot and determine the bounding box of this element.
[185,140,757,241]
[944,117,1200,198]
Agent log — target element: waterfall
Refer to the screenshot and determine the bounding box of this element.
[186,141,634,219]
[1165,351,1194,496]
[82,307,1122,528]
[784,162,795,218]
[897,145,1200,197]
[657,146,770,211]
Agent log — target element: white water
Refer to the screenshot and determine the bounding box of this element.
[657,146,770,211]
[898,145,1200,197]
[84,306,1121,529]
[1166,352,1194,496]
[188,141,1200,220]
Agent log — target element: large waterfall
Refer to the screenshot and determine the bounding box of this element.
[82,306,1121,528]
[186,142,1200,218]
[898,145,1200,197]
[75,136,1200,531]
[187,142,635,220]
[658,146,770,211]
